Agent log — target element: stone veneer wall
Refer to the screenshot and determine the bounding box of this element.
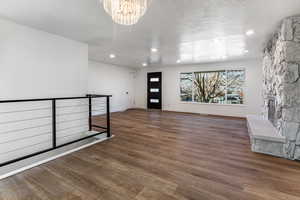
[263,16,300,160]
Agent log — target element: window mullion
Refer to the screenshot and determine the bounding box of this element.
[192,72,195,102]
[225,70,228,104]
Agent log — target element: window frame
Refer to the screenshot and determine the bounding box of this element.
[179,68,246,106]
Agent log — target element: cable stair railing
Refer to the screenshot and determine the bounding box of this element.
[0,94,111,168]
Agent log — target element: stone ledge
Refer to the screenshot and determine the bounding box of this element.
[247,115,286,157]
[251,139,285,158]
[247,115,286,143]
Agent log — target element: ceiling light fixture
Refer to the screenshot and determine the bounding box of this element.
[246,29,255,36]
[151,48,158,52]
[109,54,116,58]
[103,0,152,25]
[142,62,148,67]
[176,59,181,63]
[244,50,249,53]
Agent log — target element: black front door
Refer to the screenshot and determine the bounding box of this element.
[147,72,162,109]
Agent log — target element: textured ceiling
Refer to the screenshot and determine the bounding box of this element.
[0,0,300,68]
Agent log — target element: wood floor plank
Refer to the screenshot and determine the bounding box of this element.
[1,109,300,199]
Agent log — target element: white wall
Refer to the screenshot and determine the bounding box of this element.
[88,61,136,113]
[134,59,263,117]
[0,18,88,164]
[0,18,88,99]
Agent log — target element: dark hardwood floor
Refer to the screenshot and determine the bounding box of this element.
[1,109,300,200]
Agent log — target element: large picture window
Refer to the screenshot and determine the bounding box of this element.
[180,70,245,104]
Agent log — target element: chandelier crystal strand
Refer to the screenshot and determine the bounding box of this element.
[103,0,150,25]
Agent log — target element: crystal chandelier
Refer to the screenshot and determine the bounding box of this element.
[103,0,151,25]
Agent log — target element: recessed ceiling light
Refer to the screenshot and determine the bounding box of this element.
[109,54,116,59]
[246,30,255,36]
[151,48,158,52]
[221,55,228,59]
[244,50,249,53]
[142,62,148,67]
[213,38,220,43]
[176,59,181,63]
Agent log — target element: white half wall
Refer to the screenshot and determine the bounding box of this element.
[0,18,88,99]
[134,59,263,117]
[88,61,136,113]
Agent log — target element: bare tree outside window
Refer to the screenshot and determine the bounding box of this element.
[180,70,245,104]
[193,71,226,103]
[226,70,245,104]
[180,73,193,101]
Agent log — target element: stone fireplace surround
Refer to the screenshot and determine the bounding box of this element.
[247,15,300,160]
